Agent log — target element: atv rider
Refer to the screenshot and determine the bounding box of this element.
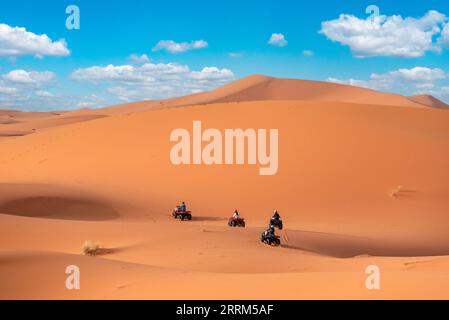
[263,226,276,238]
[233,210,240,219]
[272,210,281,220]
[178,202,187,212]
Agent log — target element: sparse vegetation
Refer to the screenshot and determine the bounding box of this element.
[82,241,101,256]
[390,185,404,198]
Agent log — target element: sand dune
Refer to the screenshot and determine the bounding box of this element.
[408,95,449,109]
[1,76,449,299]
[0,112,107,138]
[1,76,445,139]
[2,215,449,299]
[85,75,436,116]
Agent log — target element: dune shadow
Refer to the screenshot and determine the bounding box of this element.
[92,247,122,256]
[393,191,417,198]
[0,196,120,221]
[281,230,449,258]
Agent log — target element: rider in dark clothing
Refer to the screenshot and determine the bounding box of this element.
[272,210,280,220]
[178,202,187,212]
[264,226,276,237]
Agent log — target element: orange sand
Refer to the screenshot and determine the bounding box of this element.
[1,76,449,299]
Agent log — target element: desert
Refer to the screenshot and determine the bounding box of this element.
[1,76,449,299]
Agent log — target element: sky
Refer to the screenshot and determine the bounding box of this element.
[1,0,449,111]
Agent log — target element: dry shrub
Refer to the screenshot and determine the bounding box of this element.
[82,241,101,256]
[390,185,403,198]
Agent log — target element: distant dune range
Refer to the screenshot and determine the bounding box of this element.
[1,76,448,138]
[1,76,449,299]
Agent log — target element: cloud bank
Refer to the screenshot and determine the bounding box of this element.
[321,10,449,58]
[0,24,70,57]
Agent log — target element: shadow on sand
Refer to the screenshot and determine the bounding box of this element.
[279,229,449,258]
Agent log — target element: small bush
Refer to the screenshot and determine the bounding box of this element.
[390,185,403,198]
[82,241,101,256]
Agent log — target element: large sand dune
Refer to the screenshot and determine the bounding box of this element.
[1,76,449,299]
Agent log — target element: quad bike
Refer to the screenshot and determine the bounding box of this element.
[172,208,192,221]
[260,232,281,246]
[228,217,246,228]
[269,217,283,230]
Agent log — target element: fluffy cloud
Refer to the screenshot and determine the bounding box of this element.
[327,77,372,89]
[35,90,55,98]
[0,86,19,95]
[268,33,288,47]
[439,22,449,48]
[303,50,314,56]
[2,70,56,85]
[190,67,234,80]
[320,10,448,58]
[71,62,235,101]
[371,67,446,83]
[71,65,149,83]
[152,40,208,53]
[328,67,449,102]
[0,24,70,57]
[0,69,62,110]
[76,101,97,108]
[128,54,150,64]
[0,68,109,111]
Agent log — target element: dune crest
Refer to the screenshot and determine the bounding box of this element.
[408,95,449,109]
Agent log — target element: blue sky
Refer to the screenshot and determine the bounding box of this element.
[1,0,449,110]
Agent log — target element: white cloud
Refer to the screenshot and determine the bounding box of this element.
[0,23,70,57]
[35,90,55,98]
[229,52,243,58]
[303,50,314,56]
[190,67,234,80]
[371,67,446,83]
[128,54,150,64]
[439,22,449,48]
[139,62,190,76]
[0,69,61,110]
[2,70,56,85]
[0,70,108,111]
[71,62,235,101]
[320,10,448,58]
[71,63,194,85]
[152,40,208,53]
[414,83,435,89]
[0,86,19,95]
[268,33,288,47]
[327,77,372,89]
[76,101,97,108]
[71,64,146,83]
[327,67,449,102]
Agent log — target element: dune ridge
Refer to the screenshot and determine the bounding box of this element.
[2,75,446,140]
